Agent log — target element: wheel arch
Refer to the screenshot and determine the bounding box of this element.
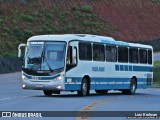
[82,75,91,90]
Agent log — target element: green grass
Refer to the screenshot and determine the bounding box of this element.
[0,5,117,57]
[80,5,93,13]
[154,61,160,67]
[20,14,35,22]
[153,61,160,87]
[151,0,160,3]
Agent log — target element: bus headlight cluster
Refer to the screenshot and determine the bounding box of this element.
[22,75,26,80]
[22,84,26,88]
[56,85,62,89]
[56,75,64,81]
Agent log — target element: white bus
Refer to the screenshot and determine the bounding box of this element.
[18,34,153,96]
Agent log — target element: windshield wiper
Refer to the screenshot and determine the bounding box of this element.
[42,43,53,72]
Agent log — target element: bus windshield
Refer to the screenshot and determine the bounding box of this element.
[26,41,66,71]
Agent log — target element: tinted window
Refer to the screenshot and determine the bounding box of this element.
[93,44,105,61]
[79,43,92,60]
[129,48,138,63]
[118,47,128,62]
[139,49,147,64]
[106,46,117,62]
[148,50,152,64]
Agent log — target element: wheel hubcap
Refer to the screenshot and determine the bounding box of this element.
[131,83,136,92]
[82,83,87,95]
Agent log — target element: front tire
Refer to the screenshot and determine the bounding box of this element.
[77,78,89,96]
[43,90,52,96]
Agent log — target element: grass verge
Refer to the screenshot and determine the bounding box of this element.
[153,61,160,87]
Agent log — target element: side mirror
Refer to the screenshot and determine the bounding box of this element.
[18,44,26,57]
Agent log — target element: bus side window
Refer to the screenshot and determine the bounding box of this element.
[148,50,152,64]
[93,44,105,61]
[139,49,147,64]
[79,43,92,61]
[118,47,128,63]
[106,46,117,62]
[129,48,138,63]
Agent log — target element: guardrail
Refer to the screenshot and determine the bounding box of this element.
[0,57,23,74]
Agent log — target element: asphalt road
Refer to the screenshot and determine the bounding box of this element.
[0,72,160,120]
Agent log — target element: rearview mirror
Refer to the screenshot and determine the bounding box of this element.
[18,44,26,57]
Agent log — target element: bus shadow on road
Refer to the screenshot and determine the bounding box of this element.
[30,91,151,98]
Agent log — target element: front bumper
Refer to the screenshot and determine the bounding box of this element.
[22,73,65,90]
[22,80,64,90]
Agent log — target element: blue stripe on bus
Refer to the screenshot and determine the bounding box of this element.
[65,84,149,91]
[90,84,130,90]
[91,78,130,82]
[115,65,119,71]
[101,40,129,46]
[65,77,148,83]
[101,40,117,45]
[115,65,153,72]
[65,77,149,90]
[23,73,32,79]
[133,66,153,72]
[129,65,132,71]
[124,65,128,71]
[65,84,81,90]
[120,65,124,71]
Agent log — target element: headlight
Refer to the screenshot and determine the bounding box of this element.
[56,75,64,80]
[22,84,26,88]
[56,85,62,89]
[22,75,26,80]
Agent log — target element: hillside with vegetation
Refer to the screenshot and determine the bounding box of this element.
[0,0,160,57]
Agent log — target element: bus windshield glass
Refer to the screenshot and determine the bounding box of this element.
[26,41,66,71]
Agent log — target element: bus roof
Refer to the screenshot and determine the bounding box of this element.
[28,34,152,49]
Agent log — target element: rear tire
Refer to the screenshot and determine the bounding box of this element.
[43,90,52,96]
[122,78,137,95]
[77,78,89,96]
[129,78,137,95]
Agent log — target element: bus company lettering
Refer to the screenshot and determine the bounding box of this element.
[92,67,105,72]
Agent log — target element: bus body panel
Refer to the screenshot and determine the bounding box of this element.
[65,60,153,91]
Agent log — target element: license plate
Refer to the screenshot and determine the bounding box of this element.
[36,84,43,88]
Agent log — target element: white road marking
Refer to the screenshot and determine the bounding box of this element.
[0,96,30,101]
[0,98,11,101]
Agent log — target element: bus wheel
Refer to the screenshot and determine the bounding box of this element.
[129,78,137,95]
[95,90,108,94]
[43,90,52,96]
[122,78,137,95]
[77,78,89,96]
